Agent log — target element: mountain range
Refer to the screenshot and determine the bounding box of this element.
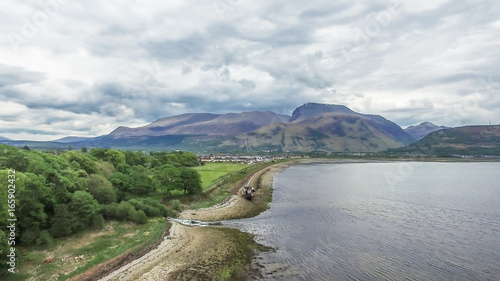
[1,103,497,154]
[81,103,414,152]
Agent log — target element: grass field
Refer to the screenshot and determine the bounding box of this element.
[194,163,250,190]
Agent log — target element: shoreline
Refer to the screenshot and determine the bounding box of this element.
[81,158,499,280]
[90,161,291,281]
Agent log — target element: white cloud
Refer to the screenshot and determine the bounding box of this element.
[0,0,499,140]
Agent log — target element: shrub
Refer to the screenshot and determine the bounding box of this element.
[116,201,136,221]
[167,209,178,218]
[100,203,119,220]
[91,214,105,230]
[36,230,53,247]
[141,205,161,217]
[159,205,169,217]
[132,210,148,224]
[171,199,183,211]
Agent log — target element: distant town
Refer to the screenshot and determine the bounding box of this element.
[197,154,308,164]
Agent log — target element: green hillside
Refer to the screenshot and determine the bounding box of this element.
[0,145,202,279]
[405,125,500,156]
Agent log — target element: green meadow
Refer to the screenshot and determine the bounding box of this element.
[194,163,250,190]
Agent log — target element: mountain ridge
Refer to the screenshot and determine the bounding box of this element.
[7,103,495,154]
[404,122,449,141]
[217,111,413,152]
[109,111,290,138]
[404,125,500,156]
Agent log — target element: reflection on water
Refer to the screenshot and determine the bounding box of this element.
[226,162,500,280]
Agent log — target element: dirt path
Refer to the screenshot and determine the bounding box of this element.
[92,162,290,281]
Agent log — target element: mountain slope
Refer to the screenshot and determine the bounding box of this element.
[405,122,449,140]
[108,111,290,138]
[219,112,412,152]
[406,125,500,156]
[288,103,415,144]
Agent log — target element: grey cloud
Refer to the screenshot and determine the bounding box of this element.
[0,64,46,88]
[181,64,192,75]
[144,33,208,61]
[238,79,256,89]
[1,128,61,136]
[1,0,500,140]
[296,72,333,90]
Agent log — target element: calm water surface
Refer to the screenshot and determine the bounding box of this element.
[228,162,500,280]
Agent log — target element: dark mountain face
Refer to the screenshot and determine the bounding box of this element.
[222,112,413,152]
[288,103,414,145]
[289,103,355,122]
[405,122,449,141]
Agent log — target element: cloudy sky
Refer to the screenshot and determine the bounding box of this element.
[1,0,499,141]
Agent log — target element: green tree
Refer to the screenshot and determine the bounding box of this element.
[123,151,147,166]
[128,166,157,196]
[156,164,181,198]
[104,149,126,168]
[16,173,53,245]
[62,151,98,174]
[0,230,9,266]
[0,145,29,171]
[50,204,73,238]
[174,151,199,167]
[68,191,100,232]
[87,174,116,204]
[89,148,107,160]
[46,171,72,204]
[109,172,132,200]
[179,168,202,195]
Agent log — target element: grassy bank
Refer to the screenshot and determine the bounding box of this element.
[4,219,167,281]
[185,160,286,210]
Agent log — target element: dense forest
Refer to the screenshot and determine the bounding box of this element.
[0,145,202,269]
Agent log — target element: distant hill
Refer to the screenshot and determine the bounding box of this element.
[405,125,500,156]
[53,136,94,143]
[0,135,10,141]
[405,122,449,141]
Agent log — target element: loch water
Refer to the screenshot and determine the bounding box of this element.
[228,162,500,280]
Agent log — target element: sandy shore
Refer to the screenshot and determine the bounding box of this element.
[90,162,290,281]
